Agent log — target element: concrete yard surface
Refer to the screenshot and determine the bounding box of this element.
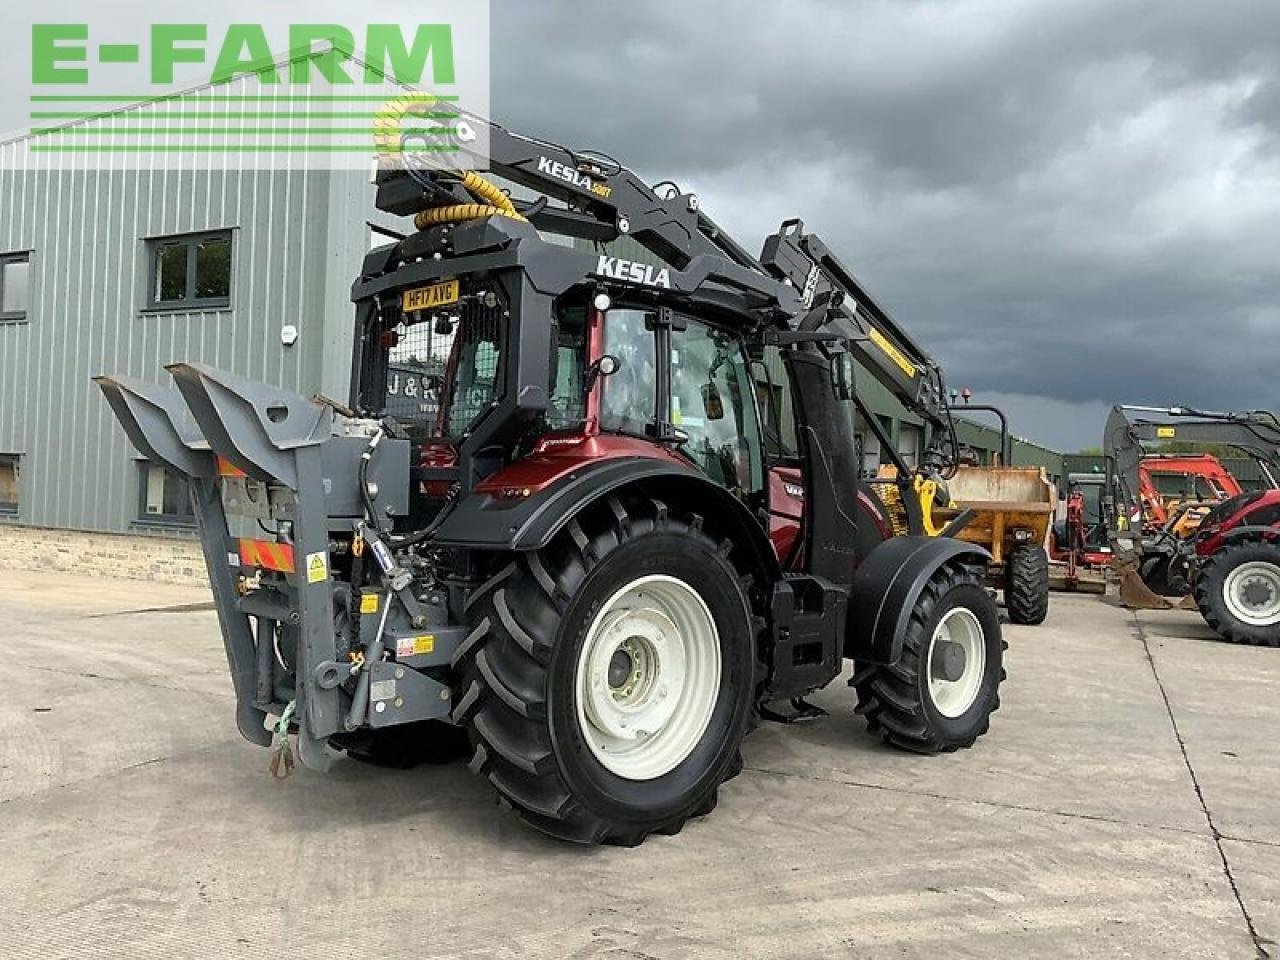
[1,569,1276,959]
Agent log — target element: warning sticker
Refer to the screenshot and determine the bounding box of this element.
[396,635,436,659]
[360,593,380,615]
[868,327,918,379]
[306,551,328,584]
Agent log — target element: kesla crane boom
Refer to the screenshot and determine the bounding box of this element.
[372,97,762,272]
[375,96,963,507]
[759,221,960,521]
[759,223,952,455]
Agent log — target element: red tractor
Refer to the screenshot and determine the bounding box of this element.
[96,101,1006,844]
[1105,405,1280,646]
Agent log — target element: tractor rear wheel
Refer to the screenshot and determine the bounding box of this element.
[1193,542,1280,647]
[454,495,758,845]
[853,563,1004,753]
[1004,544,1050,625]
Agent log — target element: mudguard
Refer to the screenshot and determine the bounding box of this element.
[432,456,781,580]
[846,535,991,665]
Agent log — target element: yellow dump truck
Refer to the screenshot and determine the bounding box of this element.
[871,464,1055,625]
[939,466,1055,625]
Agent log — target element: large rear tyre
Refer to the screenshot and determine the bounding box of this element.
[853,563,1005,753]
[1004,544,1049,625]
[1193,542,1280,647]
[454,495,758,845]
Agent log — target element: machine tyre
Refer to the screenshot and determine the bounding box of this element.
[454,494,758,845]
[853,563,1005,753]
[1004,545,1050,625]
[1193,542,1280,647]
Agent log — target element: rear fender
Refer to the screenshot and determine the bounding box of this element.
[846,536,991,665]
[432,457,781,583]
[1199,524,1280,555]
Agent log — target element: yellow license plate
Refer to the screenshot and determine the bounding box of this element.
[402,279,459,312]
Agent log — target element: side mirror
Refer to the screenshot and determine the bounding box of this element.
[586,353,621,392]
[701,381,725,421]
[831,352,854,401]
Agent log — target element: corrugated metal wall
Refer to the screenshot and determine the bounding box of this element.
[0,141,374,532]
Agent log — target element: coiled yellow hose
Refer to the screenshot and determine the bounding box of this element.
[375,94,526,230]
[414,204,524,229]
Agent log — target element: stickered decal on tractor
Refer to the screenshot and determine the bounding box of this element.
[593,256,672,288]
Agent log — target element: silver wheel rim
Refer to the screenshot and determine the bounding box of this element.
[1222,561,1280,626]
[926,607,986,718]
[575,574,721,780]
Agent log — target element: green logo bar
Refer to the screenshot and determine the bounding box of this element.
[12,7,490,171]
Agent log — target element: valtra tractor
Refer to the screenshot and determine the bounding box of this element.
[95,97,1005,844]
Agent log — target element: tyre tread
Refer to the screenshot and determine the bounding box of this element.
[456,494,757,844]
[852,563,1002,754]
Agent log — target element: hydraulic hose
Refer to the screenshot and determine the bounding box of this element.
[359,428,387,534]
[374,94,526,231]
[414,202,524,230]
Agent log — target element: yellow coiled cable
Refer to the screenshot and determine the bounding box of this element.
[374,94,526,230]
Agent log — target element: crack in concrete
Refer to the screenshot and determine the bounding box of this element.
[746,763,1212,840]
[85,602,216,619]
[26,662,233,698]
[1133,613,1272,958]
[0,754,173,808]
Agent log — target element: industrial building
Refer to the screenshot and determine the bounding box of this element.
[0,99,1063,550]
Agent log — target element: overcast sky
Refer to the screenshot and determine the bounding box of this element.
[488,0,1280,451]
[4,1,1278,451]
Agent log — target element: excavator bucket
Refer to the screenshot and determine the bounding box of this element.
[1114,560,1175,610]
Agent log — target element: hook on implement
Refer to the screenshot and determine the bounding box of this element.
[268,701,297,781]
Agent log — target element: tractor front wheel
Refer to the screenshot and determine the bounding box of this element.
[853,563,1005,753]
[1193,542,1280,647]
[454,495,758,844]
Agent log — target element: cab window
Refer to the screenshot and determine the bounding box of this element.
[599,309,657,436]
[670,323,764,495]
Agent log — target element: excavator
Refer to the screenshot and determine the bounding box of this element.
[96,95,1012,845]
[1105,404,1280,646]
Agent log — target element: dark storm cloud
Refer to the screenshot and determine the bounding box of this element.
[491,0,1280,451]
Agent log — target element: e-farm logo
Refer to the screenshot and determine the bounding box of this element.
[14,7,490,170]
[32,24,455,87]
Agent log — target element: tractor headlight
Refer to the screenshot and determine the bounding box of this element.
[1013,528,1035,543]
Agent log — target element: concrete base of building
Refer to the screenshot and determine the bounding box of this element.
[0,524,208,587]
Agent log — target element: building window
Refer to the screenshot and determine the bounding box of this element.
[0,454,19,516]
[147,231,233,310]
[137,463,194,526]
[0,253,29,322]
